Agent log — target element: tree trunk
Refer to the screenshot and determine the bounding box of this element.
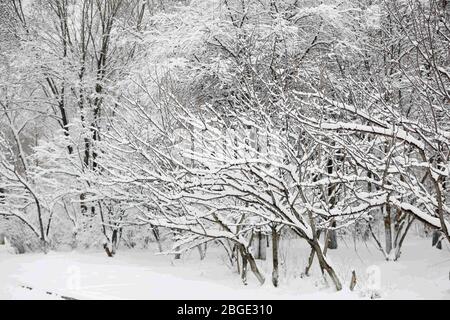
[173,232,181,259]
[34,198,47,254]
[239,245,265,285]
[304,247,315,276]
[384,204,393,256]
[246,252,265,285]
[326,156,338,250]
[71,231,78,250]
[197,243,207,260]
[394,215,415,261]
[271,226,279,287]
[235,245,241,275]
[349,270,357,291]
[151,225,163,252]
[111,229,119,255]
[241,251,248,285]
[241,257,247,285]
[432,230,442,250]
[305,230,322,276]
[311,242,342,291]
[80,193,87,215]
[327,221,338,250]
[103,242,113,257]
[254,231,267,260]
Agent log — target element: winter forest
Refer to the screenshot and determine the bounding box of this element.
[0,0,449,300]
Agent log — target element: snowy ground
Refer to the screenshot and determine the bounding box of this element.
[0,236,449,300]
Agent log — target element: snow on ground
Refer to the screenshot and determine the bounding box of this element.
[0,236,449,300]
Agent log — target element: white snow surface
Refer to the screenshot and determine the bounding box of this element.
[0,237,449,300]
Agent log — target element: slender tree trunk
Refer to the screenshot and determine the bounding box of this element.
[34,198,47,253]
[151,225,163,252]
[239,244,265,285]
[305,230,322,276]
[197,243,207,260]
[271,226,279,287]
[103,242,113,257]
[350,270,357,291]
[394,216,415,260]
[246,252,265,285]
[111,229,119,255]
[326,156,338,250]
[327,220,338,250]
[384,204,393,257]
[233,244,241,275]
[241,251,248,285]
[254,231,267,260]
[304,247,315,276]
[432,230,442,250]
[310,241,342,291]
[71,231,78,250]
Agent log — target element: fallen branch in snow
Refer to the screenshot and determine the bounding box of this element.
[20,285,78,300]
